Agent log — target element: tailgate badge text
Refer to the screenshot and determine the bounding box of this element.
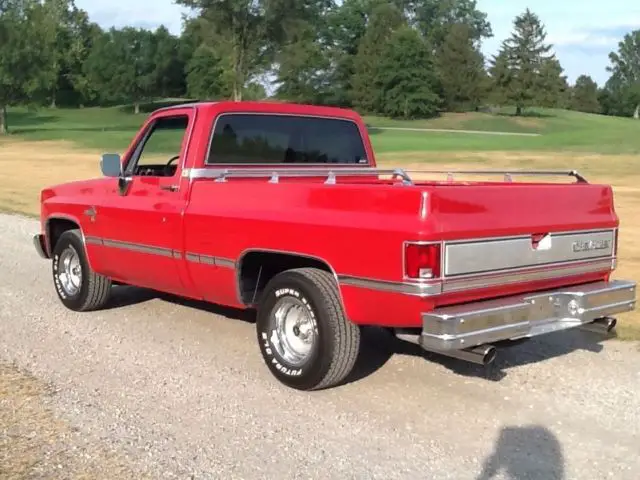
[572,239,611,253]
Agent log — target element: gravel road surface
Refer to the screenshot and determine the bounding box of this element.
[1,213,639,479]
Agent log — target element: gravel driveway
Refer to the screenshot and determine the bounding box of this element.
[1,213,639,479]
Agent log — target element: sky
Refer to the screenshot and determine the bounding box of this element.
[75,0,640,87]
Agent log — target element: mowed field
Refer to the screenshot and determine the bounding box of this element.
[1,105,639,340]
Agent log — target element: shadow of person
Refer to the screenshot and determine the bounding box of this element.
[477,426,565,480]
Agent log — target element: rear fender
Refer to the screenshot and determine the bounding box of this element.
[235,248,358,318]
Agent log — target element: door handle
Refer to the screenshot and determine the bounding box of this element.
[160,185,179,192]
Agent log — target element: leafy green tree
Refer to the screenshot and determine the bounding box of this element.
[82,27,158,113]
[243,81,267,100]
[374,26,441,118]
[606,29,640,118]
[490,9,559,115]
[0,0,55,133]
[410,0,493,49]
[176,0,294,101]
[272,1,334,104]
[40,0,98,107]
[153,26,187,99]
[185,44,227,99]
[436,22,487,111]
[570,75,601,113]
[321,0,376,106]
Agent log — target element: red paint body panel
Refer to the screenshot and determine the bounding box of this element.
[37,101,621,329]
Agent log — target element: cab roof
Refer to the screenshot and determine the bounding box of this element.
[153,100,363,122]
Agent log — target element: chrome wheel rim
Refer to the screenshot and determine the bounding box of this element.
[58,246,82,296]
[269,297,318,366]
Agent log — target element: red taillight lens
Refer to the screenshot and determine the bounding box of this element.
[405,243,441,279]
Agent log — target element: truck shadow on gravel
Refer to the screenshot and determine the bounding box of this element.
[352,327,612,384]
[105,285,615,386]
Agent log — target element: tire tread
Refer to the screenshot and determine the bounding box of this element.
[56,230,111,312]
[291,268,360,390]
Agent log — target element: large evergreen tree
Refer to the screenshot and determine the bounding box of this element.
[490,9,562,115]
[374,26,441,119]
[436,22,487,111]
[487,48,512,106]
[537,57,569,108]
[351,2,405,113]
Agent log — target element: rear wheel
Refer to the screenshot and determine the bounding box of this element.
[52,229,112,312]
[256,268,361,391]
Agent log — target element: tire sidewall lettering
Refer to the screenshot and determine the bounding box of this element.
[52,239,83,305]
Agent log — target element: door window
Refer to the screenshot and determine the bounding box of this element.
[125,115,190,177]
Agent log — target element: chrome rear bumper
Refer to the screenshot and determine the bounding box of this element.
[419,280,636,351]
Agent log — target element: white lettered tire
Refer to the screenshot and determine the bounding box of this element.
[256,268,361,391]
[52,229,112,312]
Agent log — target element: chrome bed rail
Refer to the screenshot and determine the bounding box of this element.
[184,166,588,185]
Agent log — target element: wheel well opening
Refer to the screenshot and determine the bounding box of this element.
[47,218,80,252]
[238,252,334,305]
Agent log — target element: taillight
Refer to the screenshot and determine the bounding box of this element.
[405,243,441,280]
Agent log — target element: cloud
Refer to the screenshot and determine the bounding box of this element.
[75,0,190,35]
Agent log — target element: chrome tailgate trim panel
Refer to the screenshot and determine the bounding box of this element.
[444,229,615,277]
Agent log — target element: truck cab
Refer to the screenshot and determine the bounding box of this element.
[33,101,637,391]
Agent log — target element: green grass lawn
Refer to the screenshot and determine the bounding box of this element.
[3,103,640,156]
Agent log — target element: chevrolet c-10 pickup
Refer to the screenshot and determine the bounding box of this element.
[33,100,637,390]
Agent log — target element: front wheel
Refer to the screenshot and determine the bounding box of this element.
[256,268,361,391]
[52,229,112,312]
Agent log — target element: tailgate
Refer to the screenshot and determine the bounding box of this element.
[423,182,617,297]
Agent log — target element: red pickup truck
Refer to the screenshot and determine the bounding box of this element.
[33,101,636,390]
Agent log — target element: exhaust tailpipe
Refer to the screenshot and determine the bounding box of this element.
[393,330,497,366]
[427,344,497,366]
[580,317,617,334]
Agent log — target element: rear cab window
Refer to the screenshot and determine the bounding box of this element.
[206,114,369,166]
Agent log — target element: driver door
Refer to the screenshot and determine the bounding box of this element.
[89,109,193,296]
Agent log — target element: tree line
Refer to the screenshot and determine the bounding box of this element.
[1,0,640,134]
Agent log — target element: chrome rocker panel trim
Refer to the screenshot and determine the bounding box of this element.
[420,279,637,351]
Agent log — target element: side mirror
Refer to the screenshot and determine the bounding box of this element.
[100,153,123,177]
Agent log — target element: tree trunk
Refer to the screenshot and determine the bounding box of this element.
[634,104,639,119]
[134,102,140,115]
[0,105,7,135]
[515,105,522,116]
